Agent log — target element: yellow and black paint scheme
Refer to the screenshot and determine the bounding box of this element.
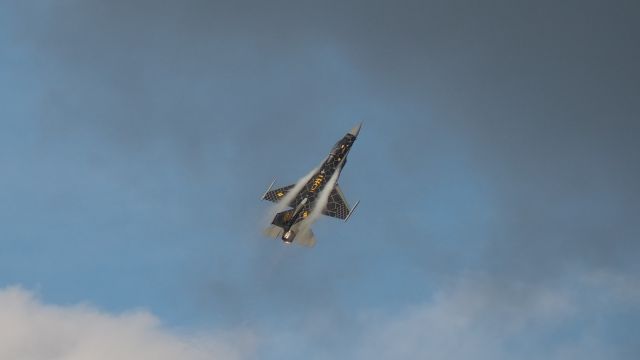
[310,174,325,192]
[261,123,362,244]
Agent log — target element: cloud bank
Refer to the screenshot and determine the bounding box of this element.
[2,1,639,359]
[2,270,639,360]
[0,287,255,360]
[357,271,640,360]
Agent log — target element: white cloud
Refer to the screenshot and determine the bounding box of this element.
[3,271,637,360]
[0,286,256,360]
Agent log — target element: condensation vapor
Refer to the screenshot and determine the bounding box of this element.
[268,165,320,219]
[299,165,341,235]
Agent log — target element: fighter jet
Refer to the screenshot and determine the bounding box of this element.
[261,123,362,246]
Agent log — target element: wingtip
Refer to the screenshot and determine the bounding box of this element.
[344,200,360,222]
[261,178,277,200]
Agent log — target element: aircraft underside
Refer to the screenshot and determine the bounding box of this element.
[261,123,362,246]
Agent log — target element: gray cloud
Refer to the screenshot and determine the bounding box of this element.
[2,0,639,356]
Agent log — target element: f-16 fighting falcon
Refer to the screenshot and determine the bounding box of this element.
[261,123,362,246]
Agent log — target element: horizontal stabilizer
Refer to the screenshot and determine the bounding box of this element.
[271,209,294,228]
[263,225,284,238]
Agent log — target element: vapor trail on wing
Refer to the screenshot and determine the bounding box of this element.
[269,165,319,217]
[300,165,341,234]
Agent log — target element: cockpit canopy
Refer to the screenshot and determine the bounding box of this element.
[330,139,350,156]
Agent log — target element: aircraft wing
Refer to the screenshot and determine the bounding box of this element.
[262,184,295,203]
[322,184,351,220]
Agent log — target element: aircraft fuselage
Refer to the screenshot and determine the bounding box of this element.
[279,131,357,240]
[262,123,362,245]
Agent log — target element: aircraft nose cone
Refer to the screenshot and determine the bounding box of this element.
[349,122,363,137]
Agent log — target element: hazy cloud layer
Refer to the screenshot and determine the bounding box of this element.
[2,0,639,358]
[0,286,255,360]
[4,0,637,282]
[357,270,640,360]
[3,270,637,360]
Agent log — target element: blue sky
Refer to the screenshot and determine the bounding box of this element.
[1,1,639,359]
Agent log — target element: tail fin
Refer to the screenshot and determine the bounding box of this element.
[271,209,294,227]
[266,210,317,247]
[264,209,292,239]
